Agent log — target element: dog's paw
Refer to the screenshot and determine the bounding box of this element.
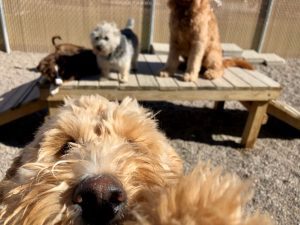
[203,69,223,80]
[50,84,60,95]
[119,77,128,83]
[183,72,198,82]
[55,77,63,86]
[159,70,171,78]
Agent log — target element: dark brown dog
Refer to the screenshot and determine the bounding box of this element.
[36,36,100,84]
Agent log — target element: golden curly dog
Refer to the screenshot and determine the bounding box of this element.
[160,0,253,82]
[0,95,272,225]
[126,163,273,225]
[0,95,183,225]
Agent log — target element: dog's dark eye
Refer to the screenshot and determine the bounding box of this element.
[59,140,76,155]
[95,36,100,41]
[104,36,109,41]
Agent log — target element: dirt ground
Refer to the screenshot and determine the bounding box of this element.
[0,51,299,225]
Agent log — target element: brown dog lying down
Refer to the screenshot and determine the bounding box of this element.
[37,36,100,87]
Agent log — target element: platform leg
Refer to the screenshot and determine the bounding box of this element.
[241,101,268,148]
[213,101,225,111]
[48,101,63,116]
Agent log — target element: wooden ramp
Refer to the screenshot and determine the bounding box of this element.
[268,100,300,130]
[152,42,286,65]
[0,79,47,126]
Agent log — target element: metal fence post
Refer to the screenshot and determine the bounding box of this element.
[257,0,276,53]
[0,0,10,53]
[147,0,156,52]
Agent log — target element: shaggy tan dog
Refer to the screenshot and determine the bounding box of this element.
[125,163,273,225]
[160,0,253,82]
[0,95,272,225]
[0,95,183,225]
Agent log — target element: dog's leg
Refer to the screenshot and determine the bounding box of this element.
[203,48,224,79]
[183,41,205,82]
[159,42,179,77]
[120,62,131,83]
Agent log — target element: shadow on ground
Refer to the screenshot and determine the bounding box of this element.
[0,102,298,148]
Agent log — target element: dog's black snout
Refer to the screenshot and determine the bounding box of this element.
[73,174,127,225]
[96,45,102,51]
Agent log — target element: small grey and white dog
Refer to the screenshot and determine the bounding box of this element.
[90,19,139,83]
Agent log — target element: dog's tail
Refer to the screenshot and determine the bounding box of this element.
[126,18,135,30]
[51,35,62,47]
[223,58,254,70]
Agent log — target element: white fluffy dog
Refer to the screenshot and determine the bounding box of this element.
[90,19,139,83]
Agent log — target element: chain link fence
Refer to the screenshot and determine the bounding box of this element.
[0,0,299,57]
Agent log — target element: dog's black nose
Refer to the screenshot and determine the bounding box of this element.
[96,45,102,51]
[73,174,127,225]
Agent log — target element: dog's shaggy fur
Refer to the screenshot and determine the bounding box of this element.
[0,95,272,225]
[125,163,273,225]
[90,20,139,83]
[160,0,253,82]
[0,95,182,225]
[37,36,100,85]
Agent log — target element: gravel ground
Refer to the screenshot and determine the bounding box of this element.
[0,51,299,225]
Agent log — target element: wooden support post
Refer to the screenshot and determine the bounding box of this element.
[241,101,269,148]
[240,101,269,124]
[48,101,63,116]
[213,101,225,111]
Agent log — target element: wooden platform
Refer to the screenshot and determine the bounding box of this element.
[40,53,283,148]
[0,78,47,126]
[152,43,286,65]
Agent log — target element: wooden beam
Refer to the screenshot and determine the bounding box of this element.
[268,100,300,130]
[0,100,47,126]
[241,101,269,148]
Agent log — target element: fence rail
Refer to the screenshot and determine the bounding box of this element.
[0,0,299,58]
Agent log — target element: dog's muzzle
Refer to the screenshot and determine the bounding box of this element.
[73,174,127,225]
[96,45,103,52]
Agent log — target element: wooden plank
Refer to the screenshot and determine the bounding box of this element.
[61,80,79,89]
[228,68,268,88]
[268,100,300,130]
[211,76,233,89]
[143,54,164,75]
[0,79,39,113]
[136,74,159,90]
[98,72,119,89]
[47,88,281,102]
[120,74,139,90]
[222,43,243,57]
[195,78,216,89]
[156,54,197,90]
[157,54,168,63]
[223,69,251,88]
[136,54,159,89]
[173,79,197,90]
[241,101,269,148]
[143,54,178,90]
[0,100,47,126]
[20,85,40,106]
[78,76,100,89]
[260,53,286,65]
[241,50,265,64]
[155,77,179,90]
[151,42,169,55]
[137,54,153,74]
[245,70,281,89]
